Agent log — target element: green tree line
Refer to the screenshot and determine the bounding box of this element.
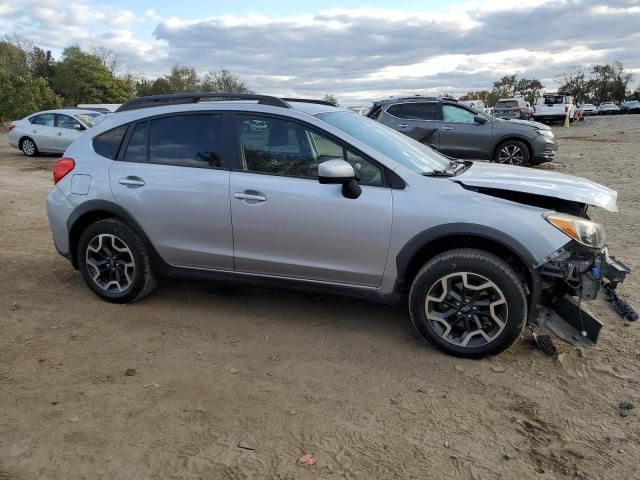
[0,39,251,121]
[461,62,637,107]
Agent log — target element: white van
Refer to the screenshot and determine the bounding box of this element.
[533,93,576,123]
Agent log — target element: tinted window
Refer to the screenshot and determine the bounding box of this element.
[123,122,148,163]
[495,101,519,109]
[93,125,127,159]
[387,102,439,120]
[57,114,82,129]
[32,113,55,126]
[237,115,383,185]
[149,114,223,168]
[442,105,476,123]
[543,95,566,105]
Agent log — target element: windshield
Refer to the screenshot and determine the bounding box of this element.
[542,95,566,105]
[316,111,450,174]
[75,112,103,127]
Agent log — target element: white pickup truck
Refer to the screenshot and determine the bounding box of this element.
[533,93,576,123]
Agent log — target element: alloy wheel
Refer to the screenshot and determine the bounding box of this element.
[22,139,35,156]
[425,272,508,347]
[85,234,135,293]
[497,145,523,165]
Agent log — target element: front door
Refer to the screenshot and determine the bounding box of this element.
[55,114,84,152]
[438,104,493,159]
[229,114,393,286]
[108,113,234,270]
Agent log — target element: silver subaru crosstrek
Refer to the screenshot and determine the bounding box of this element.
[46,93,631,358]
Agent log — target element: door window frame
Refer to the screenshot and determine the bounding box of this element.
[229,111,403,189]
[114,111,234,170]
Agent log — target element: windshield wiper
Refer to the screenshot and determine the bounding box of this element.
[423,160,472,177]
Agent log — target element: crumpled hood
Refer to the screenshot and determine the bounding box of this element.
[453,162,618,212]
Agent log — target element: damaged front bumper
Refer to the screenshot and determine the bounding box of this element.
[529,244,632,348]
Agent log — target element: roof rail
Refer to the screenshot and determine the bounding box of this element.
[115,92,291,113]
[281,98,336,107]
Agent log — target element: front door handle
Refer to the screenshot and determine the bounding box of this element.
[442,126,454,131]
[397,124,409,128]
[56,132,62,136]
[118,177,145,187]
[32,130,38,133]
[234,191,266,202]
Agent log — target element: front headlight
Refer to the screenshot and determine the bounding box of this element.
[535,128,554,138]
[544,212,605,248]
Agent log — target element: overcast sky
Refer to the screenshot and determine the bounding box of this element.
[1,0,639,103]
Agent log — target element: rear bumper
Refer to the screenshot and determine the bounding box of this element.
[46,186,74,260]
[533,114,567,121]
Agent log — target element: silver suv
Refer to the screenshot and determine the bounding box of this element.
[46,93,630,358]
[368,97,556,166]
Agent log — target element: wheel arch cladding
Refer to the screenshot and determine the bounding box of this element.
[396,223,537,299]
[67,200,159,269]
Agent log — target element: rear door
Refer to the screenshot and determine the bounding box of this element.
[229,113,393,286]
[382,102,441,148]
[438,104,492,159]
[29,113,57,152]
[55,114,85,151]
[108,113,234,270]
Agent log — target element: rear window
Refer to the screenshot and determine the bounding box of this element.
[92,125,127,159]
[543,95,566,105]
[495,101,519,108]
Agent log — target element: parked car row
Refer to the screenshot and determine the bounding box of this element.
[41,92,629,359]
[577,100,640,115]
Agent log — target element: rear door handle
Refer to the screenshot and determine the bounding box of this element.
[118,177,145,187]
[234,191,266,202]
[32,130,38,133]
[56,132,62,136]
[442,126,454,131]
[397,124,409,128]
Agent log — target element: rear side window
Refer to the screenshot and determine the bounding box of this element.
[123,122,148,163]
[149,114,223,168]
[387,102,439,120]
[32,113,55,126]
[93,125,127,159]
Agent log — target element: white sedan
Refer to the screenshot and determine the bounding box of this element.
[8,109,103,157]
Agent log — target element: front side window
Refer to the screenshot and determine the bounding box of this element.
[148,114,223,168]
[237,115,383,185]
[32,113,55,126]
[442,105,476,123]
[57,114,83,130]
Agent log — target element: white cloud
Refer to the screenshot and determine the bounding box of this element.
[1,0,639,102]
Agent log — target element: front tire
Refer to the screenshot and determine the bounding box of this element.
[494,140,530,166]
[77,219,156,303]
[409,249,528,358]
[20,137,39,157]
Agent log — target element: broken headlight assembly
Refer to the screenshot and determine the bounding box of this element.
[543,212,605,249]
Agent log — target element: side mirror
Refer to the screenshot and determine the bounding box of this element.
[318,159,362,199]
[73,124,85,130]
[474,115,488,124]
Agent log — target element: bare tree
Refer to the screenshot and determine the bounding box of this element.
[201,68,251,93]
[91,46,120,73]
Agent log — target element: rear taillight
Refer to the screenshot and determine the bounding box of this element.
[514,108,521,112]
[53,157,75,184]
[8,124,15,132]
[565,105,569,113]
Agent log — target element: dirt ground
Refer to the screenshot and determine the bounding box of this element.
[1,116,639,480]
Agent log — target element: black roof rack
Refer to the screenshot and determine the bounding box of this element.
[281,98,336,107]
[115,92,291,113]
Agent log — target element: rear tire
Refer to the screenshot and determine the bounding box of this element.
[494,139,530,166]
[77,219,156,303]
[409,249,528,358]
[20,137,39,157]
